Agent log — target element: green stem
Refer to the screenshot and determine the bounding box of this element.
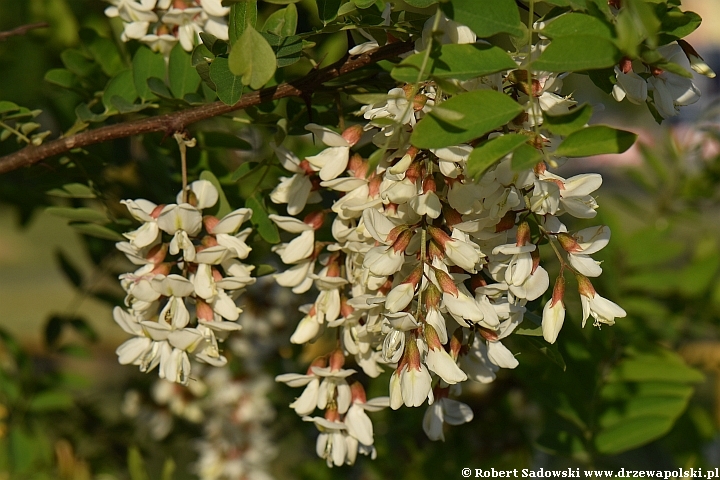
[0,120,30,144]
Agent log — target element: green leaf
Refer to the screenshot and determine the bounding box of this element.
[555,125,637,157]
[70,223,124,241]
[542,104,594,136]
[168,44,201,99]
[442,0,524,38]
[466,134,528,179]
[0,101,20,114]
[317,0,342,24]
[405,0,437,7]
[81,29,125,77]
[46,183,96,198]
[75,103,108,123]
[229,0,258,45]
[262,3,298,36]
[55,250,83,287]
[246,194,280,244]
[353,0,376,8]
[146,77,174,100]
[540,12,613,39]
[411,90,523,149]
[199,170,232,218]
[128,447,149,480]
[228,26,277,89]
[133,47,166,101]
[210,57,244,105]
[261,33,303,68]
[658,9,701,42]
[595,415,675,454]
[533,36,619,71]
[161,458,176,480]
[28,391,74,411]
[391,43,517,83]
[44,69,76,89]
[608,354,704,384]
[61,49,95,77]
[45,316,64,348]
[103,69,138,111]
[511,143,542,171]
[255,264,277,276]
[523,336,566,371]
[46,207,109,224]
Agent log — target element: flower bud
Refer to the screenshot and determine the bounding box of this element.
[619,56,633,74]
[341,124,364,146]
[306,355,328,375]
[325,406,340,422]
[575,273,596,298]
[557,232,582,253]
[350,381,367,404]
[477,327,498,342]
[329,349,345,371]
[423,324,443,350]
[422,176,437,193]
[433,268,458,297]
[348,153,368,178]
[495,210,516,233]
[146,244,168,264]
[303,210,326,230]
[424,284,442,310]
[516,221,531,247]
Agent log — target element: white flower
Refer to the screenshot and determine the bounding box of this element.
[422,397,474,441]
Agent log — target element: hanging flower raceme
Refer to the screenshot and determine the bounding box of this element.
[114,180,256,385]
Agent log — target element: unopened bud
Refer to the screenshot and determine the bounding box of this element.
[551,274,565,307]
[303,210,326,230]
[422,176,437,193]
[427,241,443,262]
[470,274,487,292]
[340,297,354,318]
[212,267,223,282]
[307,355,328,375]
[151,262,172,276]
[450,329,463,361]
[348,153,368,178]
[619,56,633,74]
[201,235,219,247]
[402,334,421,370]
[146,244,168,264]
[443,205,463,227]
[557,232,581,253]
[341,124,364,146]
[196,299,214,321]
[575,273,596,298]
[329,349,345,371]
[350,381,367,404]
[516,221,531,247]
[478,327,499,342]
[150,204,165,219]
[298,159,315,175]
[386,225,408,244]
[413,94,428,111]
[424,284,442,310]
[434,268,459,297]
[203,215,220,233]
[423,324,443,350]
[495,210,516,233]
[391,229,414,254]
[405,161,423,184]
[678,39,716,78]
[427,225,451,248]
[531,248,540,274]
[325,406,340,422]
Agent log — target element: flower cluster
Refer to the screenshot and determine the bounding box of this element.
[104,0,229,55]
[114,180,256,385]
[268,12,633,460]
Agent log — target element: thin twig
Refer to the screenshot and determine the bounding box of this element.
[0,22,49,41]
[0,40,414,175]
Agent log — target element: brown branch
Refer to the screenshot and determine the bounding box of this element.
[0,40,414,175]
[0,22,49,41]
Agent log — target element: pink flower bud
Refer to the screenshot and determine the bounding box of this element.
[196,299,214,321]
[516,221,531,247]
[307,355,327,375]
[146,244,168,264]
[557,232,582,253]
[329,349,345,371]
[150,204,165,219]
[576,273,596,298]
[348,153,368,178]
[619,56,633,74]
[303,211,326,230]
[434,268,459,297]
[422,176,437,194]
[325,406,340,422]
[495,210,516,233]
[424,324,443,350]
[478,327,498,342]
[341,124,364,146]
[551,275,565,307]
[350,381,367,404]
[340,297,354,318]
[427,225,451,248]
[203,215,220,233]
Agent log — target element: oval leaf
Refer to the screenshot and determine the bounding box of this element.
[555,125,637,157]
[442,0,524,38]
[411,90,523,149]
[466,134,528,179]
[533,35,620,72]
[228,26,277,89]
